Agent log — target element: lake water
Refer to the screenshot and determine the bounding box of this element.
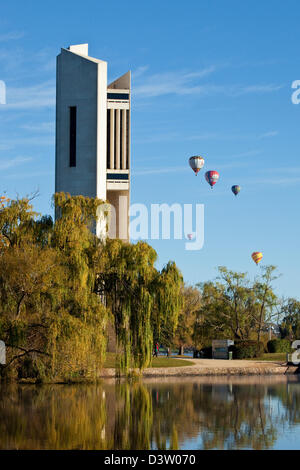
[1,376,300,450]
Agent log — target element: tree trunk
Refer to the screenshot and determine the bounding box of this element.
[178,345,184,356]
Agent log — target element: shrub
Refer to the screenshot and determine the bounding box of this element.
[200,346,212,358]
[232,340,264,359]
[267,339,291,353]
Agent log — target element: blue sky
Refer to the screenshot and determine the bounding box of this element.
[0,0,300,298]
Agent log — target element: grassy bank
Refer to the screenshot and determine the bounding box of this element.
[104,353,195,368]
[245,353,287,362]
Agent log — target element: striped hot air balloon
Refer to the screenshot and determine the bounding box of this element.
[205,170,219,188]
[252,252,263,265]
[189,156,205,175]
[231,185,241,196]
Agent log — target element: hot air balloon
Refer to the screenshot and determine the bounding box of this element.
[189,156,205,175]
[205,170,219,188]
[231,185,241,196]
[252,252,263,265]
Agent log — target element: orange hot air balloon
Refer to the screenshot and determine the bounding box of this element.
[252,252,263,265]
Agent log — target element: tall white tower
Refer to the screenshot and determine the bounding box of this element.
[55,44,130,240]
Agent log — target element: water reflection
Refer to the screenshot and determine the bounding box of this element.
[0,376,300,450]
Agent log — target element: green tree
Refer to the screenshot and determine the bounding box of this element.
[154,261,183,351]
[0,193,108,381]
[0,192,185,379]
[251,265,279,344]
[195,267,255,341]
[95,241,183,372]
[279,297,300,340]
[174,285,201,355]
[193,266,279,346]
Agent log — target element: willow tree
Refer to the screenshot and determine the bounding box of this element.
[49,193,109,378]
[174,285,201,355]
[0,193,108,381]
[95,240,183,372]
[0,192,184,379]
[152,261,184,350]
[95,239,157,372]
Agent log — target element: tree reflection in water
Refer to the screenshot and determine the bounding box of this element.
[0,377,300,449]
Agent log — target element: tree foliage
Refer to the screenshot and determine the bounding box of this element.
[194,266,280,347]
[95,240,183,372]
[0,193,183,380]
[174,285,201,353]
[279,297,300,340]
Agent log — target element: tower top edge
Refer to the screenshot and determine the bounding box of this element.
[59,45,107,65]
[68,43,89,55]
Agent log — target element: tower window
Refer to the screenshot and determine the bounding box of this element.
[120,110,123,169]
[107,93,129,100]
[69,106,77,167]
[107,109,111,169]
[114,109,117,170]
[126,109,130,169]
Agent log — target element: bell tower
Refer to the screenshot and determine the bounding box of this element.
[55,44,130,240]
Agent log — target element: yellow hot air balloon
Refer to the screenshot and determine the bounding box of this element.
[252,252,263,265]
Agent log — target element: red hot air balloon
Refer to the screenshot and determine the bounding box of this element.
[205,170,219,188]
[189,156,205,175]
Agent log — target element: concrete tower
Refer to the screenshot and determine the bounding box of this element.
[55,44,130,240]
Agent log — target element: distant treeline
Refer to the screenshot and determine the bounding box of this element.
[0,193,299,382]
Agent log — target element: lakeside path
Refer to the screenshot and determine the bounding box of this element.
[100,357,299,378]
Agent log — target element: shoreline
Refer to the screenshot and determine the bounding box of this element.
[9,359,299,384]
[99,358,299,378]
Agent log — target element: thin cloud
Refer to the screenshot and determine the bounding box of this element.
[4,170,54,179]
[132,65,149,79]
[0,31,25,42]
[0,156,33,170]
[259,130,278,139]
[135,131,229,144]
[133,166,188,176]
[4,80,55,109]
[228,84,283,96]
[133,65,283,99]
[133,160,249,176]
[255,177,300,186]
[20,122,54,133]
[133,66,217,97]
[245,167,300,187]
[225,149,262,159]
[0,135,54,149]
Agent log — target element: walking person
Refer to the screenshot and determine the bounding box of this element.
[153,342,159,357]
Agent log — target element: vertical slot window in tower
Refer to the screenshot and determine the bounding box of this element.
[126,109,130,169]
[107,109,111,169]
[120,110,123,169]
[69,106,77,167]
[114,109,117,170]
